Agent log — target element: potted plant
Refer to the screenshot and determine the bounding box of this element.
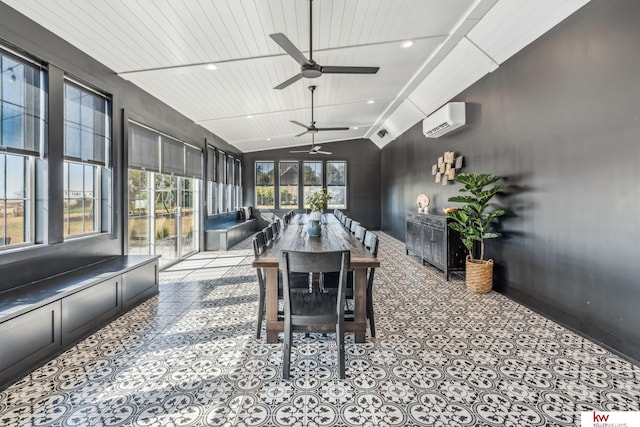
[305,188,332,236]
[447,173,505,293]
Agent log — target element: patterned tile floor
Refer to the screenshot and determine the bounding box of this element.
[1,232,639,426]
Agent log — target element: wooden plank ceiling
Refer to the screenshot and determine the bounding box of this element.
[2,0,590,152]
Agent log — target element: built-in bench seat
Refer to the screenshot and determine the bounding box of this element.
[204,210,257,250]
[0,255,159,390]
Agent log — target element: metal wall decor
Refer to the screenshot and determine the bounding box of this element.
[432,151,463,185]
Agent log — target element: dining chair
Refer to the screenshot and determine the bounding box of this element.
[349,220,360,235]
[355,225,366,243]
[253,232,311,339]
[280,250,350,379]
[344,217,352,230]
[263,225,274,245]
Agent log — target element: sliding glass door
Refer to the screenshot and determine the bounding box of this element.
[128,170,199,268]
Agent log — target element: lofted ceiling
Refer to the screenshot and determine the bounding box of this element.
[1,0,590,152]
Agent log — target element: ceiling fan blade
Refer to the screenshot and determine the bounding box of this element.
[321,65,380,74]
[316,127,350,131]
[274,73,303,90]
[290,149,310,153]
[290,120,308,128]
[310,145,322,151]
[294,130,309,137]
[270,33,309,66]
[316,150,332,155]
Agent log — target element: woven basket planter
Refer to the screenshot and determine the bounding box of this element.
[465,256,493,293]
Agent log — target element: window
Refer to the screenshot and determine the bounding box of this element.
[63,80,110,238]
[327,161,347,209]
[279,161,298,208]
[206,145,217,215]
[0,154,31,246]
[0,50,45,248]
[228,155,235,210]
[127,121,202,267]
[303,161,322,209]
[235,158,242,209]
[255,161,274,208]
[218,150,226,212]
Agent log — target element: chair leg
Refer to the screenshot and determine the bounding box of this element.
[283,318,292,379]
[336,321,345,379]
[367,291,376,338]
[256,294,264,339]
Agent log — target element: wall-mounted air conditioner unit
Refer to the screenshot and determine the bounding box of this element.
[422,102,466,138]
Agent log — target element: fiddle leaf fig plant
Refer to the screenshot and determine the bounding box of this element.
[447,173,505,262]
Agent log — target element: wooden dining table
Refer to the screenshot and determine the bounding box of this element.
[252,213,380,343]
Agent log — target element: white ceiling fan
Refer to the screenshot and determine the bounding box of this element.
[290,134,332,155]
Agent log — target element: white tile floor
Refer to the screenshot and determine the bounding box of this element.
[1,232,639,426]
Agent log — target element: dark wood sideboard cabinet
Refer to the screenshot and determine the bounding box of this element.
[405,211,467,280]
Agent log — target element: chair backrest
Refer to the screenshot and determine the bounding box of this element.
[363,231,379,292]
[274,219,283,235]
[263,226,274,245]
[355,225,366,243]
[252,232,267,292]
[280,250,350,318]
[252,231,267,257]
[344,217,352,230]
[350,220,360,235]
[363,231,379,257]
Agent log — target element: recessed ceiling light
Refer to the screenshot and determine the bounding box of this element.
[401,40,414,48]
[367,100,375,104]
[206,63,218,70]
[353,126,359,130]
[247,115,254,119]
[266,137,271,141]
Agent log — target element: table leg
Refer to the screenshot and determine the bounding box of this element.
[265,267,279,344]
[353,267,367,343]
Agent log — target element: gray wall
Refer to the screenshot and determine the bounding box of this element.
[381,0,640,363]
[243,138,381,230]
[0,3,239,289]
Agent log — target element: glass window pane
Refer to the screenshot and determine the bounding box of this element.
[5,154,26,199]
[64,84,81,123]
[64,121,82,159]
[255,161,274,209]
[83,198,95,233]
[2,102,25,149]
[327,161,346,186]
[0,200,6,245]
[64,81,110,164]
[84,165,95,197]
[303,161,322,209]
[327,161,347,209]
[0,154,5,199]
[1,54,43,155]
[279,161,298,208]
